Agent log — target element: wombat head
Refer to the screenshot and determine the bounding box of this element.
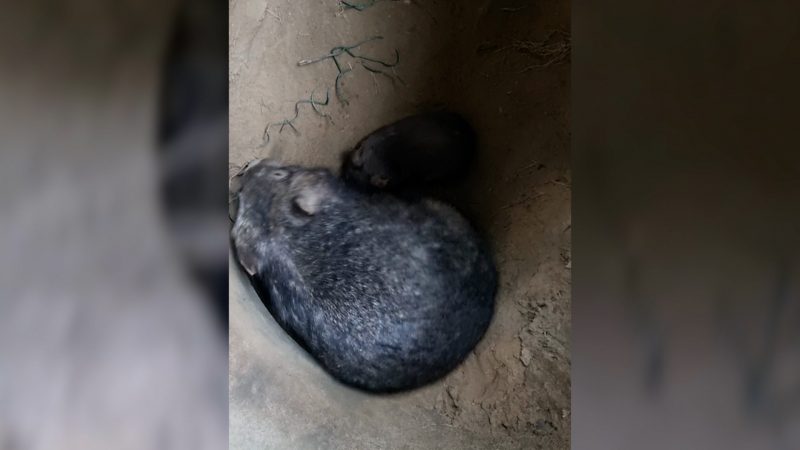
[341,135,397,191]
[230,159,335,275]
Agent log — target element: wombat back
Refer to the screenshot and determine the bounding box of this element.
[231,161,496,392]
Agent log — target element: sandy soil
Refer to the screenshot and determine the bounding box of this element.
[229,0,570,448]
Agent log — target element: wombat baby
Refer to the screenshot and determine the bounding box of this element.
[340,111,477,193]
[230,159,496,392]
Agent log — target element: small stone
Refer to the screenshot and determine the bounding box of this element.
[520,347,532,366]
[533,419,555,435]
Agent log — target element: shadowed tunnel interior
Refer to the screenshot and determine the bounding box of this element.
[228,1,570,448]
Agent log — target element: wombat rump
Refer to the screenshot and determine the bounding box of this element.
[231,159,496,392]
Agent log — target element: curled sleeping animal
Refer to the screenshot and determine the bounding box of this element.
[230,159,496,392]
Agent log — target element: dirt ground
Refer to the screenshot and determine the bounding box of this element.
[229,0,570,448]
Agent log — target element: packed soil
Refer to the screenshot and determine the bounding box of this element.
[229,0,570,448]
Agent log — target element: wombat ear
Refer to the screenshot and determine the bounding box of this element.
[350,147,364,167]
[236,245,261,276]
[233,232,263,276]
[292,186,325,216]
[288,173,331,219]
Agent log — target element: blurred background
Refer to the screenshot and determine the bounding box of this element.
[0,1,228,449]
[158,0,228,330]
[573,0,800,448]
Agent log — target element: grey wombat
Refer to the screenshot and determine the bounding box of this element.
[340,111,477,193]
[230,159,496,392]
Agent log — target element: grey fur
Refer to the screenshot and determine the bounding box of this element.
[231,160,496,392]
